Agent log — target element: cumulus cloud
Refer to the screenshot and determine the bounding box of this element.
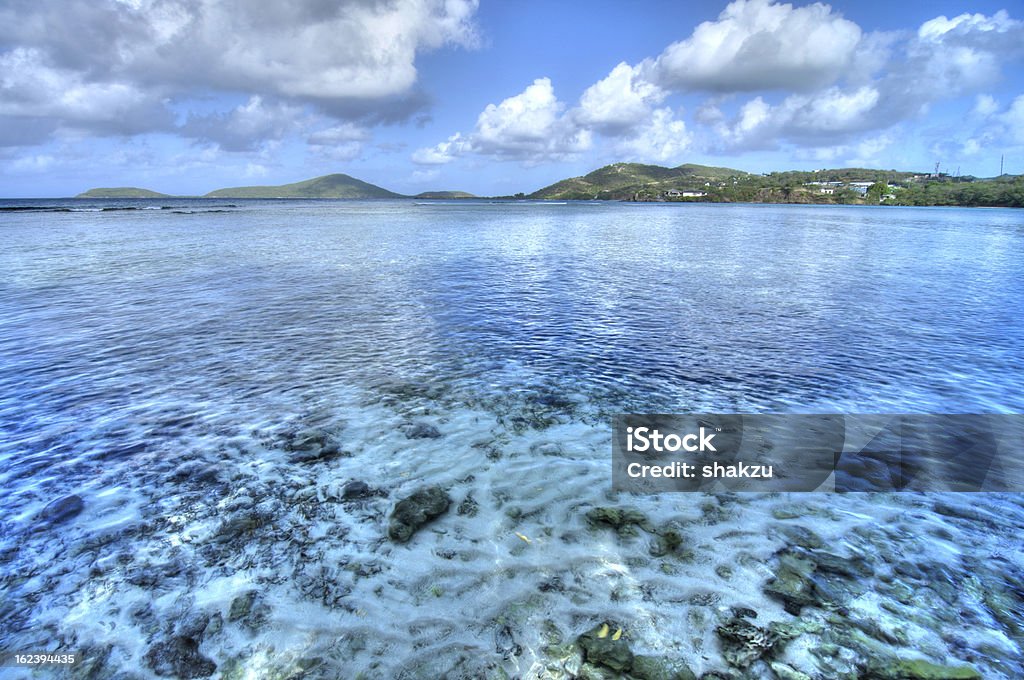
[575,62,667,134]
[0,0,479,146]
[611,107,691,163]
[413,78,592,164]
[972,94,1000,118]
[181,96,307,152]
[1003,96,1024,145]
[650,0,862,92]
[704,85,885,151]
[688,6,1024,154]
[0,48,174,138]
[965,95,1024,149]
[472,78,592,159]
[306,123,371,162]
[793,133,894,166]
[875,10,1024,122]
[411,133,471,164]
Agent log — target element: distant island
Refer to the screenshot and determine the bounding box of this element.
[77,187,173,198]
[413,191,478,199]
[529,162,1024,208]
[204,173,401,199]
[76,165,1024,207]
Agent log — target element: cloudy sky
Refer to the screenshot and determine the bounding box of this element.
[1,0,1023,197]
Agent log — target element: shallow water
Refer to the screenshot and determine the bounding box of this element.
[1,199,1023,679]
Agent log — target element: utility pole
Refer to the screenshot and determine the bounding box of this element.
[933,161,940,178]
[1001,154,1004,176]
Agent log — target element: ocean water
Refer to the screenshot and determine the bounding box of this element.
[1,199,1023,678]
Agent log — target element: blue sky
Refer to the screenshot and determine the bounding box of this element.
[1,0,1022,197]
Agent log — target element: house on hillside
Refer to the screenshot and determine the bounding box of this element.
[681,191,707,198]
[664,189,682,197]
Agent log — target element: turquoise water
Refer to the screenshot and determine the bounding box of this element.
[1,199,1022,678]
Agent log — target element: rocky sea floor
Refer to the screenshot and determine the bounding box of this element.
[1,384,1022,680]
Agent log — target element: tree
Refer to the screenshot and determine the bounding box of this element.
[866,182,888,204]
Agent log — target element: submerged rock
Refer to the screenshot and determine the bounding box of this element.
[763,550,822,615]
[494,624,522,660]
[769,661,813,680]
[776,524,824,550]
[38,494,85,525]
[284,427,344,463]
[649,529,688,558]
[177,611,213,640]
[341,480,372,500]
[144,636,216,678]
[577,622,633,673]
[402,422,442,439]
[863,658,982,680]
[716,616,779,669]
[585,507,652,536]
[212,509,272,544]
[631,655,697,680]
[227,591,257,622]
[388,485,451,542]
[457,494,479,517]
[764,546,873,615]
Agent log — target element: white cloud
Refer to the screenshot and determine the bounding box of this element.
[306,123,370,161]
[415,78,591,163]
[845,134,894,166]
[1001,95,1024,145]
[243,162,269,178]
[972,94,1000,118]
[181,96,307,151]
[783,86,880,134]
[412,132,470,164]
[705,85,883,151]
[735,97,772,136]
[0,0,480,145]
[473,78,591,159]
[659,4,1022,156]
[793,133,893,166]
[939,94,1024,158]
[575,62,666,133]
[650,0,861,92]
[9,154,56,173]
[612,108,691,163]
[918,10,1023,44]
[0,0,479,103]
[961,138,983,155]
[410,168,441,183]
[307,124,369,145]
[0,48,173,136]
[418,69,691,166]
[901,10,1024,100]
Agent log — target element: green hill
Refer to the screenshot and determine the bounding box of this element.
[205,173,402,199]
[530,162,748,200]
[413,191,477,199]
[76,187,172,198]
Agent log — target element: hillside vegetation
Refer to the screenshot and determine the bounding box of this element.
[76,187,172,198]
[530,162,747,200]
[73,167,1023,207]
[530,162,1024,207]
[204,173,403,199]
[414,191,477,199]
